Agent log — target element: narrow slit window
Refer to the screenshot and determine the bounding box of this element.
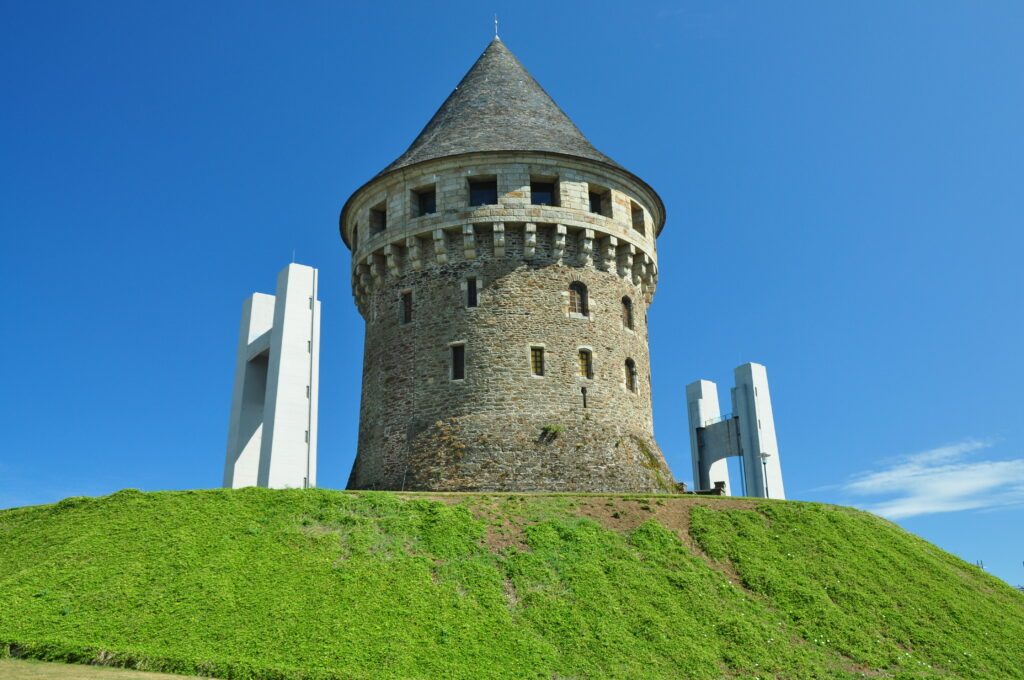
[568,281,588,315]
[625,358,637,392]
[468,179,498,206]
[401,291,413,324]
[466,277,478,308]
[451,345,465,380]
[530,347,545,376]
[621,296,634,329]
[578,349,593,379]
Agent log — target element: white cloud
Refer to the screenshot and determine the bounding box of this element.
[843,439,1024,519]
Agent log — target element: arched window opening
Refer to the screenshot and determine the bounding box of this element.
[568,282,588,316]
[621,296,633,329]
[625,358,637,393]
[578,349,593,379]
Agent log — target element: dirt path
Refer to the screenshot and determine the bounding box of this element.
[0,659,202,679]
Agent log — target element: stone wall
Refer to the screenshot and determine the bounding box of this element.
[342,152,673,492]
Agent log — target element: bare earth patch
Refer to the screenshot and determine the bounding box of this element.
[0,659,202,679]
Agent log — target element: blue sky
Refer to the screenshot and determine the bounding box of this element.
[2,1,1022,585]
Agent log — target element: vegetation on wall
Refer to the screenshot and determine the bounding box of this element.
[1,489,1022,679]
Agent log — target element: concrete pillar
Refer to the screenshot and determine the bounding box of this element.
[224,293,275,488]
[224,263,320,490]
[733,363,785,499]
[685,380,732,495]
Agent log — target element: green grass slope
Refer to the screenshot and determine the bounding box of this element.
[0,489,1021,679]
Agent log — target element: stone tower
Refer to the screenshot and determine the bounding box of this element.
[340,39,673,492]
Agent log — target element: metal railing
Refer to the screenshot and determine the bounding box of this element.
[702,413,735,427]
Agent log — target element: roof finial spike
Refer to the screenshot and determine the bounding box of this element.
[494,14,499,39]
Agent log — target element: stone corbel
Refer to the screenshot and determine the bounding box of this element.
[463,224,477,260]
[602,235,618,269]
[578,228,594,266]
[632,251,647,287]
[617,243,635,280]
[553,224,567,261]
[367,252,385,283]
[432,229,448,265]
[493,222,505,258]
[524,223,537,260]
[384,243,401,278]
[357,262,371,295]
[644,261,658,301]
[406,236,422,271]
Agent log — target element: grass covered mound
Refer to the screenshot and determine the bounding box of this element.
[0,489,1021,679]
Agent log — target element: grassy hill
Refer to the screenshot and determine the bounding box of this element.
[1,489,1022,679]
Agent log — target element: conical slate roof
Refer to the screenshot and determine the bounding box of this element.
[379,38,621,175]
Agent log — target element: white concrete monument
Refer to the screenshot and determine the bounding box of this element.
[224,263,320,489]
[685,362,785,499]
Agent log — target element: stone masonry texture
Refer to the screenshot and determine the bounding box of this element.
[340,39,674,492]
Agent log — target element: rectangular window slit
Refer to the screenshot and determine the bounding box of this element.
[530,347,545,376]
[451,344,465,380]
[578,350,593,379]
[401,291,413,324]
